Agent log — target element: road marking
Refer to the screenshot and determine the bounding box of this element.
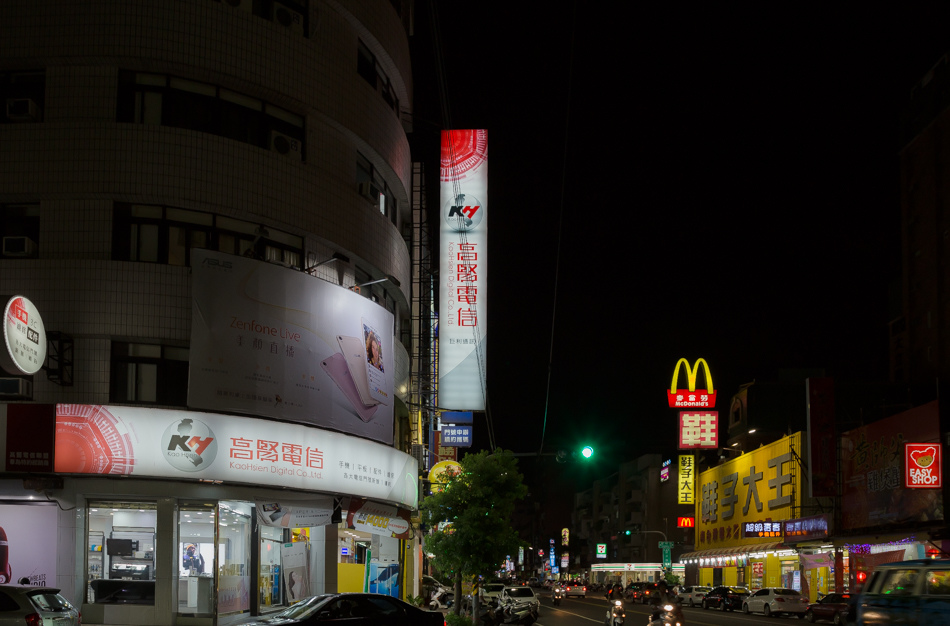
[540,606,603,623]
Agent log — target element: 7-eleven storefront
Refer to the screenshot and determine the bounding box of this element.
[680,434,803,591]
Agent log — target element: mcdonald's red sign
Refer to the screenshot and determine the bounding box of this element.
[668,358,716,408]
[677,517,695,528]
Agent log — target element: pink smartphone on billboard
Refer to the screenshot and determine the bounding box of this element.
[361,318,390,405]
[320,353,378,422]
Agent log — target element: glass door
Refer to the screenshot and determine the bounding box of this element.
[178,503,216,617]
[218,501,252,623]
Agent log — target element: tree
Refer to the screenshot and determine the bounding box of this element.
[420,449,528,617]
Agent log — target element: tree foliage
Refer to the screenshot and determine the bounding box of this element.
[420,449,528,608]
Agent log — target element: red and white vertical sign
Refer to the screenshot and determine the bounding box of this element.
[906,443,942,488]
[678,411,718,448]
[439,130,488,410]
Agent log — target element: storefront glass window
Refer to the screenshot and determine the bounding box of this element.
[177,503,216,616]
[86,501,157,605]
[218,501,252,620]
[260,525,285,608]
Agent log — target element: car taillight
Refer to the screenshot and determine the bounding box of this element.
[776,597,785,603]
[24,613,42,626]
[583,587,587,591]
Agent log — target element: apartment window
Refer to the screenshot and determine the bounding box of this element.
[113,204,302,269]
[117,72,306,161]
[110,343,189,406]
[1,71,45,123]
[0,203,40,258]
[356,152,399,226]
[356,40,400,117]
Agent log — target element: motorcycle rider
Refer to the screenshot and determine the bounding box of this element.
[606,583,624,602]
[649,580,683,624]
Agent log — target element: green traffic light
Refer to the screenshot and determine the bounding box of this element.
[581,445,594,459]
[625,530,631,536]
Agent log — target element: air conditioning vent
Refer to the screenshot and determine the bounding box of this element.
[358,181,381,206]
[0,378,32,399]
[223,0,253,12]
[6,98,41,122]
[2,236,37,258]
[272,2,304,34]
[411,443,427,470]
[269,130,302,160]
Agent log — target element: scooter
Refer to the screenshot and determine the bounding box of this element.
[646,602,684,626]
[429,586,454,610]
[552,586,564,606]
[605,598,625,626]
[501,602,537,625]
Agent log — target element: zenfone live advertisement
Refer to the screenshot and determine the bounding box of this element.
[439,129,488,411]
[188,250,394,444]
[53,404,419,509]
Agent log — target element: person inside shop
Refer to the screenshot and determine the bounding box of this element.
[182,544,204,574]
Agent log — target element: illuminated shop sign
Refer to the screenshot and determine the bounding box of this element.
[679,411,718,449]
[667,358,716,408]
[561,528,569,546]
[678,455,695,505]
[439,129,488,411]
[661,460,671,482]
[906,443,942,488]
[596,544,607,559]
[0,295,46,375]
[677,517,695,528]
[782,515,829,543]
[696,433,802,549]
[742,521,783,538]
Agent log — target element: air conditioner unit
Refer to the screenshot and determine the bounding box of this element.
[358,181,381,206]
[2,236,37,258]
[269,130,302,160]
[223,0,253,12]
[272,2,304,35]
[0,378,32,399]
[411,443,427,470]
[6,98,41,122]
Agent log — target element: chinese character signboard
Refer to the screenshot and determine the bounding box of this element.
[561,528,569,546]
[439,129,488,411]
[661,459,671,482]
[0,295,46,375]
[783,515,829,543]
[678,455,695,504]
[695,433,802,550]
[841,402,943,530]
[741,521,783,538]
[54,404,419,509]
[188,250,395,445]
[906,443,942,488]
[667,358,716,408]
[439,425,472,447]
[679,412,718,449]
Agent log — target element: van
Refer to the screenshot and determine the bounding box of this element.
[857,558,950,625]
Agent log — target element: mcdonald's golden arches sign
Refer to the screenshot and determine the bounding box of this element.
[667,358,716,408]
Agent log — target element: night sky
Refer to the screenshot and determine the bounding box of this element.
[413,5,950,490]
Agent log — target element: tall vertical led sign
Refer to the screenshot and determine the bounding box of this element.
[439,130,488,410]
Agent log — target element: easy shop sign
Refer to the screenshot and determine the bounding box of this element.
[906,443,942,488]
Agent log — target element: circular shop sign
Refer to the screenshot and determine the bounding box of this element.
[0,295,46,375]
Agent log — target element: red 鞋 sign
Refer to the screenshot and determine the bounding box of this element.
[906,443,942,489]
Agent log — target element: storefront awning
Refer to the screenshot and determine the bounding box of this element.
[679,542,786,561]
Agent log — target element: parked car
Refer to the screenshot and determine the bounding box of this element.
[236,592,445,625]
[482,583,506,603]
[805,592,856,624]
[702,585,751,611]
[743,587,808,617]
[0,585,80,626]
[857,558,950,626]
[563,582,586,598]
[499,586,541,615]
[677,585,712,607]
[636,582,661,604]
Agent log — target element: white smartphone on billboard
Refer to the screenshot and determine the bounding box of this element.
[337,335,379,407]
[361,318,390,405]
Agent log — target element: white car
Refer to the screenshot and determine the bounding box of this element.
[743,587,809,617]
[482,583,506,603]
[0,585,80,626]
[563,582,586,598]
[501,586,541,614]
[677,585,711,607]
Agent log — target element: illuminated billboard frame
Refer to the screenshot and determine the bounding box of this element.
[439,129,488,410]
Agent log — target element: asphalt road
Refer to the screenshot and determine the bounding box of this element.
[528,592,821,626]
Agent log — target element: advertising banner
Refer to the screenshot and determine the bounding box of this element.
[345,498,411,540]
[439,129,488,411]
[280,542,310,602]
[679,412,717,448]
[678,455,695,504]
[256,500,334,528]
[53,404,418,509]
[0,503,57,586]
[189,249,394,445]
[806,377,837,497]
[841,401,943,530]
[695,433,802,550]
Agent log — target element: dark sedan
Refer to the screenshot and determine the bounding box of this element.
[805,592,856,624]
[702,586,751,611]
[237,593,446,625]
